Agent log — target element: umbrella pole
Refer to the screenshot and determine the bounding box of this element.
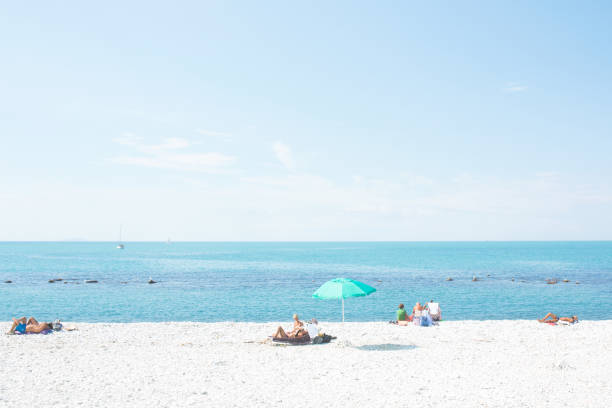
[342,297,345,322]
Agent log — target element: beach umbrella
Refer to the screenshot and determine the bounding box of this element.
[312,278,376,322]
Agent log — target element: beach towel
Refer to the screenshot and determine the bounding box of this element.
[14,329,53,335]
[272,333,311,344]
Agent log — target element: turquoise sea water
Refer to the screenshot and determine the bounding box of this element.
[1,242,611,322]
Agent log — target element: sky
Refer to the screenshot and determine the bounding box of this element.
[1,1,611,241]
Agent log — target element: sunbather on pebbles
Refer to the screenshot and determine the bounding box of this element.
[538,313,578,324]
[7,317,53,334]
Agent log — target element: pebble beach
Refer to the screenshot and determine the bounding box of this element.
[2,320,611,407]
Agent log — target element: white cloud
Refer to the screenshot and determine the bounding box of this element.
[503,82,528,93]
[196,129,231,139]
[111,135,235,172]
[113,132,143,146]
[112,152,235,171]
[272,141,295,171]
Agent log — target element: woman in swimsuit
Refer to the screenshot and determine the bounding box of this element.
[273,314,307,339]
[7,317,52,334]
[538,313,578,323]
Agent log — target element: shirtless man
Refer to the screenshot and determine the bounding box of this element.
[538,313,578,323]
[273,314,307,339]
[7,317,52,334]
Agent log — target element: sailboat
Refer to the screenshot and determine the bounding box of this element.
[116,225,125,249]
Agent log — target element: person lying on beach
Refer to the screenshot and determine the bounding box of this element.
[273,314,308,339]
[538,313,578,324]
[7,317,52,334]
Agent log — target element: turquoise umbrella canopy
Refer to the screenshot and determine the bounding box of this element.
[312,278,376,322]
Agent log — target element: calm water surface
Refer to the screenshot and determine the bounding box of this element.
[1,242,611,322]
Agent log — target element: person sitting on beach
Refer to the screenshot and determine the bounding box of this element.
[425,300,442,321]
[7,317,52,334]
[396,303,411,326]
[412,302,424,316]
[273,314,308,339]
[538,313,578,324]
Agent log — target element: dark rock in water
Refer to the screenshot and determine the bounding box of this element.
[445,277,453,281]
[4,280,12,283]
[85,280,98,283]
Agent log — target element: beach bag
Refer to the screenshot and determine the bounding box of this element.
[312,334,332,344]
[420,311,432,327]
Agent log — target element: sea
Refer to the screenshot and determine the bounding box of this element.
[1,242,611,322]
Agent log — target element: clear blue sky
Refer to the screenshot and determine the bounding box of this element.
[1,1,611,240]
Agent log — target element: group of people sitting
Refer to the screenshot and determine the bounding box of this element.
[395,300,441,326]
[272,314,333,344]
